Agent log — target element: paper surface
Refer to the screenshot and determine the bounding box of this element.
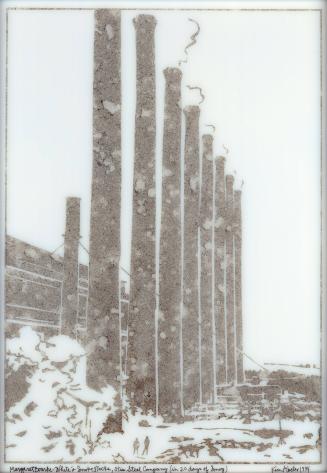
[1,2,324,471]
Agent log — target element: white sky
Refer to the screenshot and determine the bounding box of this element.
[6,6,321,367]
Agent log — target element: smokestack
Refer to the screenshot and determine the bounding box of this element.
[225,174,236,385]
[158,67,183,419]
[234,189,244,384]
[215,156,227,386]
[87,10,121,392]
[200,134,215,403]
[61,197,80,339]
[183,105,200,409]
[127,14,157,414]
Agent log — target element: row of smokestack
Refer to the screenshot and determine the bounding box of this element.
[57,10,245,419]
[126,14,244,418]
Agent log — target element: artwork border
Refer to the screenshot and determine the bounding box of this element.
[0,2,326,469]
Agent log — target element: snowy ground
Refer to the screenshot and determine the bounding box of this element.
[5,327,321,464]
[83,413,320,463]
[264,363,320,377]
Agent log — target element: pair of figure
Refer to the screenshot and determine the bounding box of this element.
[133,436,150,456]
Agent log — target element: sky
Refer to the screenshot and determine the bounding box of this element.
[6,6,321,367]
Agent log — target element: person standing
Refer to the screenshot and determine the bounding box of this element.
[142,436,150,456]
[133,437,140,455]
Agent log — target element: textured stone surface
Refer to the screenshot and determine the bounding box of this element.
[87,9,121,392]
[127,14,157,414]
[61,197,80,339]
[183,105,200,410]
[200,134,214,403]
[158,67,182,419]
[215,157,227,386]
[225,174,236,384]
[120,281,129,381]
[234,189,244,384]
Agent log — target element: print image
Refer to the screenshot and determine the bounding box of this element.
[3,6,322,467]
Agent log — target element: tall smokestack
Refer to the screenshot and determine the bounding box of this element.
[225,174,236,384]
[183,105,200,409]
[61,197,80,339]
[127,14,157,413]
[200,134,215,403]
[159,67,182,419]
[87,10,121,392]
[215,156,227,386]
[234,189,244,384]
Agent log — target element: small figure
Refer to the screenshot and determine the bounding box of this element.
[142,435,150,456]
[133,437,140,456]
